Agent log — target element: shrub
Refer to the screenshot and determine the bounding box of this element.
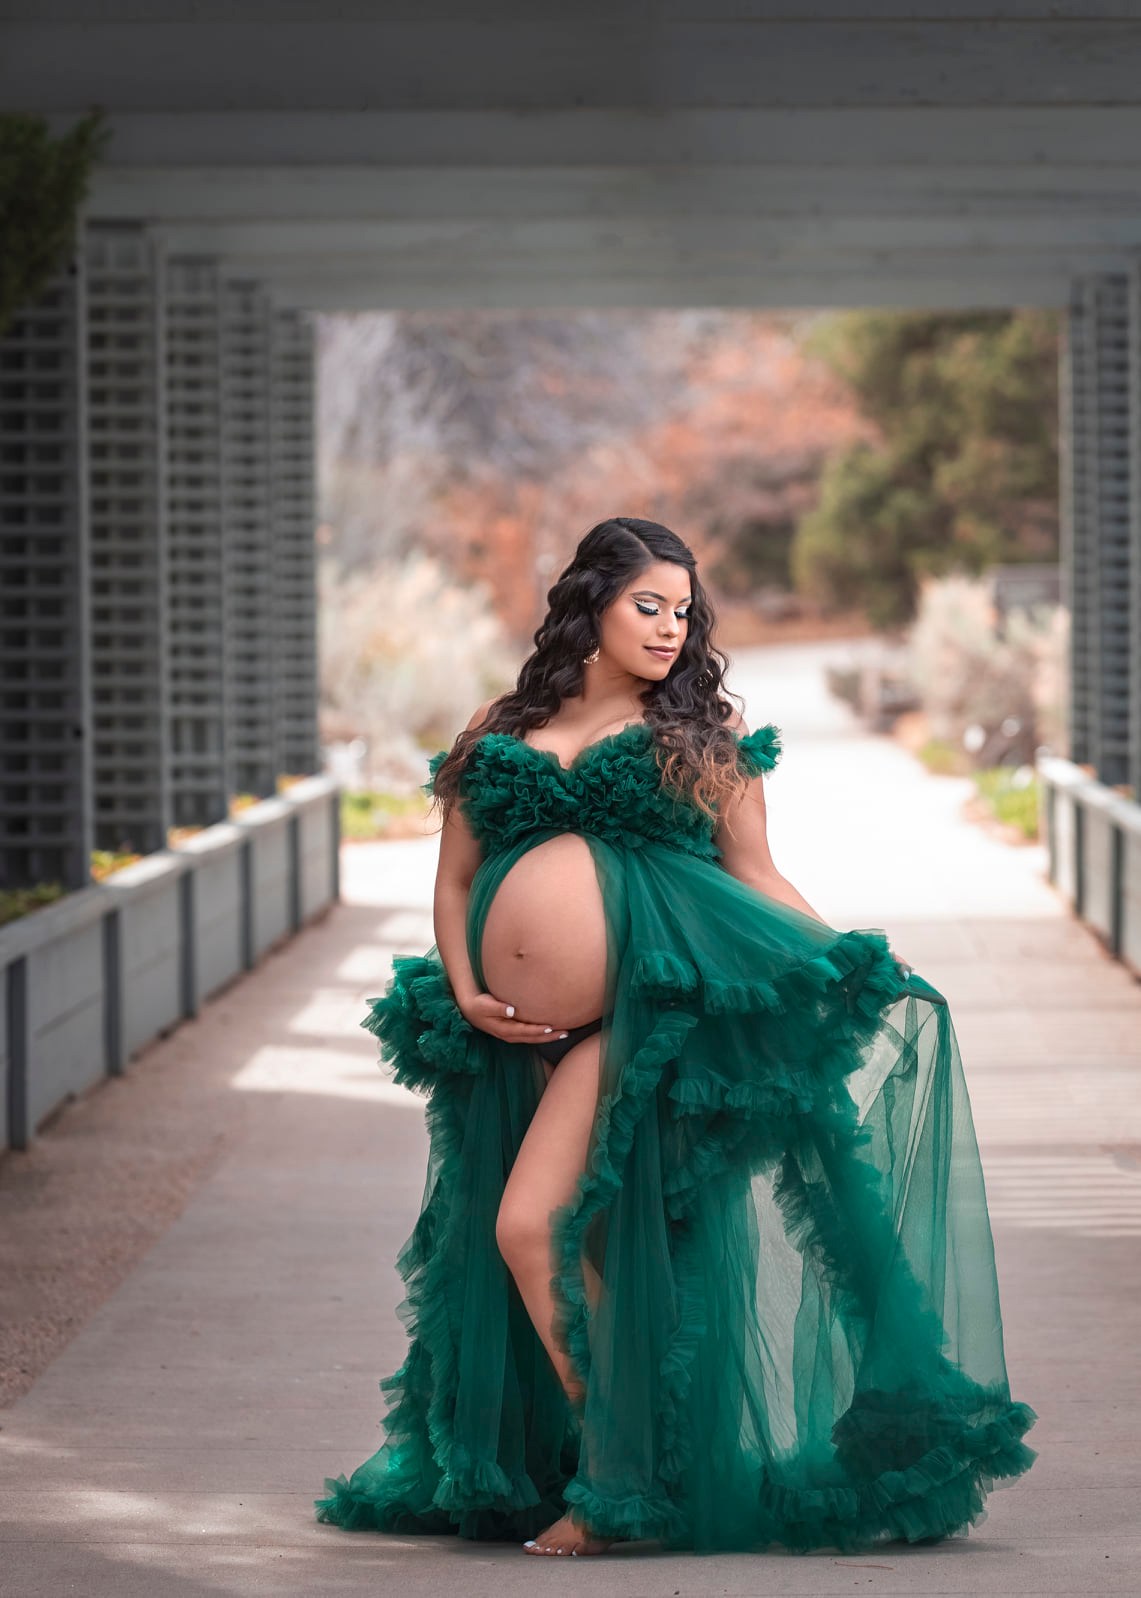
[905,573,1065,767]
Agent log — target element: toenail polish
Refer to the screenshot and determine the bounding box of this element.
[523,1539,535,1547]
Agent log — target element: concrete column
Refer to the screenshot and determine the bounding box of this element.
[0,258,92,892]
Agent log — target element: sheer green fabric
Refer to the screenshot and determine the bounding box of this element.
[315,722,1037,1552]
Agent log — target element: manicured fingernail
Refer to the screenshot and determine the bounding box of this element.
[544,1026,553,1033]
[560,1031,569,1038]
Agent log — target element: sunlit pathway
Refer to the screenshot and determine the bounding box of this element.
[1,642,1138,1595]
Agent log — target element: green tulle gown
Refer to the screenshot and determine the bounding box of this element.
[315,721,1038,1553]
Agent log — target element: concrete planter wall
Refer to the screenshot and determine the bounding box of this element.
[1037,753,1141,977]
[0,778,340,1154]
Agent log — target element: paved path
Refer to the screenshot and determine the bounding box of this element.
[2,642,1139,1596]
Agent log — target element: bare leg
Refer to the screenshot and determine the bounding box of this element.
[496,1036,601,1410]
[495,1033,616,1557]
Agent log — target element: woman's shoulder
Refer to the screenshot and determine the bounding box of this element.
[464,695,503,735]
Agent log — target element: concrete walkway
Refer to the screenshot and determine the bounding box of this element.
[2,642,1140,1596]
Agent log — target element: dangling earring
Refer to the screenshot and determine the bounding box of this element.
[583,642,600,665]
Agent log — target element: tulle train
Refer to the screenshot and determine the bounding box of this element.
[315,829,1037,1551]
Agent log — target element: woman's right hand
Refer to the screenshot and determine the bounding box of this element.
[460,991,570,1045]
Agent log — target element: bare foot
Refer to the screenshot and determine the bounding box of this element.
[523,1510,616,1556]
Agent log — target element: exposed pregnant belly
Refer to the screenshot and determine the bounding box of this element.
[478,834,609,1028]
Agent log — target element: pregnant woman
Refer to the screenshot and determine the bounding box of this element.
[315,516,1038,1558]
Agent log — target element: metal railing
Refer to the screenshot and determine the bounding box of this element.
[1037,753,1141,977]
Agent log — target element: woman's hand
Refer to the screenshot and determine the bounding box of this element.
[460,991,570,1045]
[892,956,913,982]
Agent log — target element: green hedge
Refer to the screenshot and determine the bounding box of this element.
[0,110,110,337]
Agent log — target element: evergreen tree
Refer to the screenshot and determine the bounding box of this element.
[792,310,1059,629]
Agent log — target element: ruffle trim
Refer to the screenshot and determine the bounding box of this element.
[633,928,914,1223]
[759,1389,1039,1553]
[360,953,490,1094]
[343,899,1034,1552]
[629,925,905,1031]
[420,746,449,796]
[543,922,1013,1550]
[314,1071,486,1530]
[314,1063,572,1539]
[735,721,783,778]
[548,1006,703,1542]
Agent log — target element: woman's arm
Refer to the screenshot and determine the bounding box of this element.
[432,696,497,1011]
[433,803,485,1012]
[714,713,829,924]
[431,699,571,1044]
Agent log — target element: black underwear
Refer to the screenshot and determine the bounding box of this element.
[534,1015,605,1066]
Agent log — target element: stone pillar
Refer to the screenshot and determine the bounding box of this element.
[0,258,92,891]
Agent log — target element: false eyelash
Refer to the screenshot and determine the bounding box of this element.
[635,602,691,618]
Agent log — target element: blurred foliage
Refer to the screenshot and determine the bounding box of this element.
[974,767,1040,840]
[914,737,968,777]
[316,308,871,644]
[905,573,1067,767]
[317,309,702,578]
[792,310,1060,629]
[318,549,518,787]
[709,516,797,594]
[0,882,64,928]
[341,789,430,842]
[0,110,110,336]
[91,849,141,880]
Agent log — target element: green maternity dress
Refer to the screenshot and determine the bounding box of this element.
[315,721,1038,1553]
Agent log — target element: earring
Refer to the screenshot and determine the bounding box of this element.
[583,643,600,665]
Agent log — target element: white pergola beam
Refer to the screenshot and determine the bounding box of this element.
[11,18,1141,112]
[87,163,1141,226]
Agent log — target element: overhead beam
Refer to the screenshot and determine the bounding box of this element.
[41,107,1141,171]
[142,217,1141,259]
[12,20,1141,112]
[87,163,1141,226]
[10,2,1141,20]
[244,265,1077,312]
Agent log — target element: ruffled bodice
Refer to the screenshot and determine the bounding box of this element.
[424,721,782,862]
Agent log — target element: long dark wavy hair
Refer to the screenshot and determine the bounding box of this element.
[428,516,755,829]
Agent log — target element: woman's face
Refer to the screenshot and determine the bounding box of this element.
[595,561,692,681]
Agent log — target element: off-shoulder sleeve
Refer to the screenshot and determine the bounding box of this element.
[420,746,450,796]
[735,721,783,778]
